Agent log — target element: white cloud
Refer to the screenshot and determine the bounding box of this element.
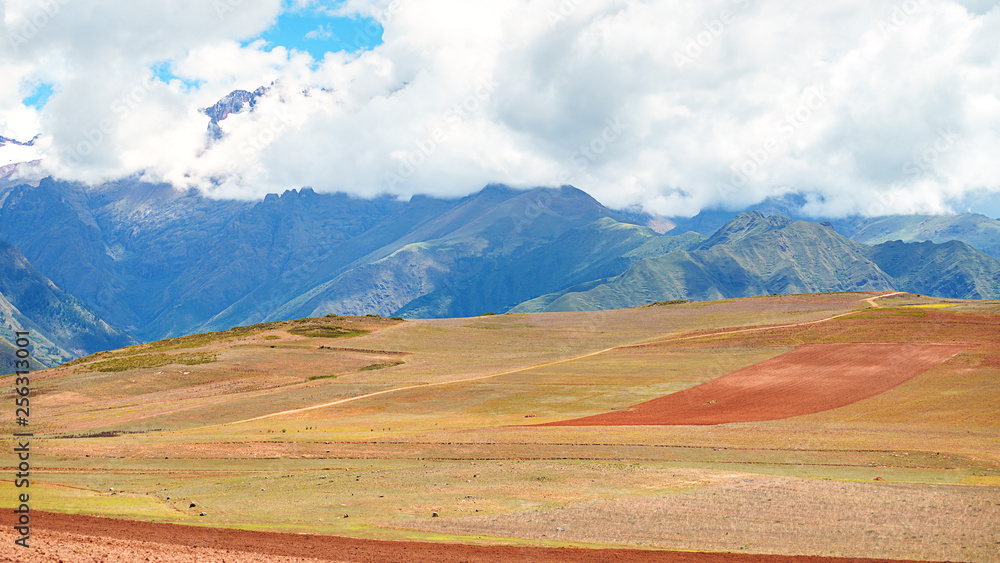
[305,24,334,41]
[2,0,999,217]
[0,142,40,166]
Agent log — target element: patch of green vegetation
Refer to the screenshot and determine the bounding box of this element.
[142,322,282,350]
[287,326,370,339]
[263,335,280,340]
[307,374,339,381]
[359,361,404,371]
[83,352,217,373]
[390,317,404,321]
[0,481,181,521]
[641,299,691,308]
[844,308,928,319]
[479,312,497,316]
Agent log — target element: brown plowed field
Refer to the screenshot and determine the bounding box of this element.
[7,511,920,563]
[542,343,968,426]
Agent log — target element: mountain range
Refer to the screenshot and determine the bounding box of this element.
[659,194,1000,259]
[0,240,134,370]
[1,175,999,371]
[514,211,1000,312]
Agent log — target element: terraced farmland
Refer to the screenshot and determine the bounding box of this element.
[2,292,998,562]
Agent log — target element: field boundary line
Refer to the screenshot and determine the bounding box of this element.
[214,292,904,426]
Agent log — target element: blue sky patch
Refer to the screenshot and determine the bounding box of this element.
[22,83,55,109]
[248,9,384,61]
[150,61,201,89]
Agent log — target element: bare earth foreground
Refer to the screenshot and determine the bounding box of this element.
[1,511,930,563]
[2,293,999,562]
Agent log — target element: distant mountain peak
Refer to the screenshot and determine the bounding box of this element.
[202,86,269,140]
[479,183,518,196]
[699,211,793,249]
[203,87,268,122]
[0,135,35,147]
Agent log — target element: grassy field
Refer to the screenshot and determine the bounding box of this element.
[2,292,998,561]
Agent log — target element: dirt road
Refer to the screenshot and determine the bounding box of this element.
[223,292,906,426]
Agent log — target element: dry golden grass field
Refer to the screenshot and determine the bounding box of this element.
[2,292,999,561]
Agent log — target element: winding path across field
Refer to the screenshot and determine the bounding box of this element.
[222,292,905,426]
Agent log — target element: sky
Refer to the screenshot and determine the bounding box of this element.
[1,0,999,218]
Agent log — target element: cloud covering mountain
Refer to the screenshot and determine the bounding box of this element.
[2,0,999,217]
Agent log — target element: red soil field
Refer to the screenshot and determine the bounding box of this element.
[17,511,919,563]
[541,343,968,426]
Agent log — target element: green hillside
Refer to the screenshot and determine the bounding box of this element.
[514,212,1000,312]
[397,218,705,318]
[867,240,1000,299]
[844,213,1000,259]
[211,186,641,324]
